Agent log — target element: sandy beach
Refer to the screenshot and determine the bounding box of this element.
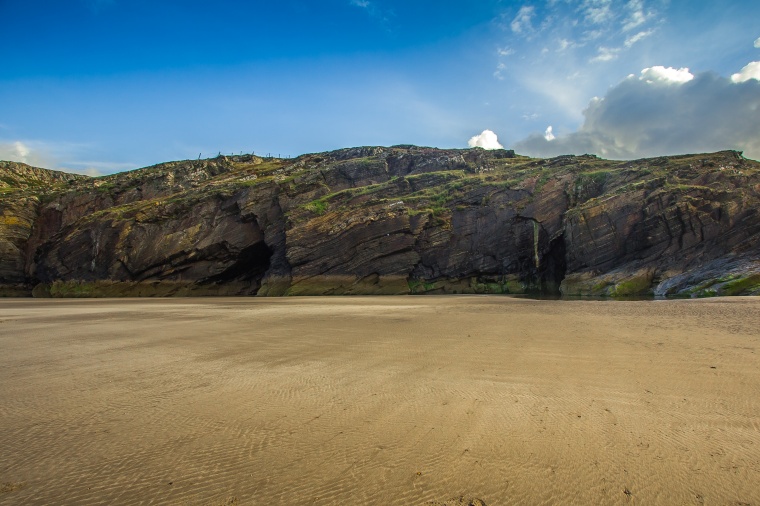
[1,296,759,505]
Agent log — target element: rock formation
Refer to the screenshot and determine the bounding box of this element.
[1,146,759,297]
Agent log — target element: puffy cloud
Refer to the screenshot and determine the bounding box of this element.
[468,130,504,150]
[544,126,556,141]
[511,6,535,34]
[514,65,760,160]
[731,61,760,83]
[639,65,694,84]
[754,37,760,49]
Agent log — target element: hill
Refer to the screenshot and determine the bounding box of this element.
[1,146,759,297]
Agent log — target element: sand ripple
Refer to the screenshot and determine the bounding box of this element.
[0,296,759,504]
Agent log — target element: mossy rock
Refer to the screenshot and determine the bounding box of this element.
[721,273,760,296]
[611,272,654,297]
[561,270,653,297]
[687,273,760,297]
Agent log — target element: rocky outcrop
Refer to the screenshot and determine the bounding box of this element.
[1,147,759,297]
[0,162,87,295]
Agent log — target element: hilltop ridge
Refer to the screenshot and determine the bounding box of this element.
[1,146,759,297]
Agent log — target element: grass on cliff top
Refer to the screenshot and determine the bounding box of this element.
[81,183,238,224]
[294,157,626,220]
[248,151,754,220]
[33,149,760,231]
[303,198,329,215]
[283,151,758,222]
[296,171,474,219]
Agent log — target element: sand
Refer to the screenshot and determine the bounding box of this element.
[0,296,759,505]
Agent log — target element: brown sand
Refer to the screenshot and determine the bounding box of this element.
[0,296,759,505]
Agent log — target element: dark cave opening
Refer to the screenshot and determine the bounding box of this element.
[519,232,567,296]
[205,241,273,284]
[538,234,567,295]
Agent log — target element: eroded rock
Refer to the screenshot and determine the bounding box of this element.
[1,148,759,297]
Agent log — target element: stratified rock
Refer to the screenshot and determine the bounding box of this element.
[1,147,759,297]
[0,162,87,295]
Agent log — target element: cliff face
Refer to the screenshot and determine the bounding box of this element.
[1,147,759,297]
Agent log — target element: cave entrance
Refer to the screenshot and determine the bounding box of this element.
[538,234,567,295]
[206,240,273,284]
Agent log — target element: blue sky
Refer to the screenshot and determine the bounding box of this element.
[1,0,759,173]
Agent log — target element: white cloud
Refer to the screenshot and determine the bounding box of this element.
[582,29,605,40]
[639,65,694,84]
[544,126,556,141]
[624,28,654,48]
[557,38,581,51]
[731,61,760,83]
[492,0,665,122]
[514,64,760,161]
[0,138,135,175]
[511,6,535,34]
[622,0,649,31]
[468,130,504,150]
[13,141,29,159]
[590,46,620,62]
[493,62,507,80]
[0,141,34,164]
[1,142,52,170]
[350,0,370,7]
[755,37,760,49]
[497,47,515,56]
[581,0,613,25]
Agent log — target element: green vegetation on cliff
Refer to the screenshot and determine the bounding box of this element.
[2,147,759,298]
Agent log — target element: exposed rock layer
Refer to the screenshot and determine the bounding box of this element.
[1,147,759,297]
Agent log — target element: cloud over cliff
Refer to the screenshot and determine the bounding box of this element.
[468,130,504,150]
[515,65,760,160]
[0,141,38,165]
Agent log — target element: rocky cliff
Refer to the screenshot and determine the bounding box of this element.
[1,146,759,297]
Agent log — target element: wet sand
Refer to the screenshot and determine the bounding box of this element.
[1,296,759,505]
